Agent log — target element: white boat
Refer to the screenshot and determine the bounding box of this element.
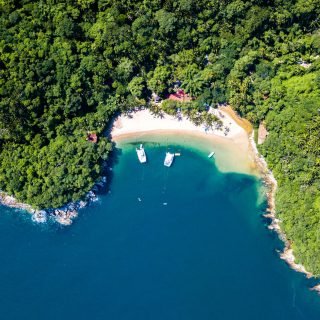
[136,144,147,163]
[164,152,174,167]
[208,151,215,158]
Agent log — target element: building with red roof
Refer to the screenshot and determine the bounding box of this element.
[87,133,98,143]
[168,89,192,102]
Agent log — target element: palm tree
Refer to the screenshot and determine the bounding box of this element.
[182,75,205,97]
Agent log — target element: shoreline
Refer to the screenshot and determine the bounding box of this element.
[1,105,319,290]
[112,106,319,291]
[113,128,258,176]
[111,107,258,175]
[1,105,253,223]
[248,134,314,277]
[248,124,318,290]
[0,178,105,226]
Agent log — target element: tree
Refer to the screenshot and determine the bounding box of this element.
[147,66,172,95]
[155,9,177,34]
[128,76,145,98]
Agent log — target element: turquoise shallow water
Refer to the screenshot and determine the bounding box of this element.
[1,138,320,319]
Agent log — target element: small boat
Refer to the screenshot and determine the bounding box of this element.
[208,151,215,158]
[174,153,181,156]
[136,144,147,163]
[164,152,174,167]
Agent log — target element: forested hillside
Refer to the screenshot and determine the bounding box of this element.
[1,1,320,272]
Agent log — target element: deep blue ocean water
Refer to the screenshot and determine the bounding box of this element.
[1,138,320,319]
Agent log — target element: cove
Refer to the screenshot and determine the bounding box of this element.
[0,136,320,319]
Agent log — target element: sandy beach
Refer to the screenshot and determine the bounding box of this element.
[111,107,248,140]
[110,106,258,175]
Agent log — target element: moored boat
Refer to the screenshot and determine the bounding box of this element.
[164,152,174,167]
[208,151,215,158]
[136,144,147,163]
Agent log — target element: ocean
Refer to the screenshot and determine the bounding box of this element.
[0,134,320,319]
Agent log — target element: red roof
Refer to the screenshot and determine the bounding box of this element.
[168,89,192,102]
[87,133,98,143]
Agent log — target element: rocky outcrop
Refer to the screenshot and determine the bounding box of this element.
[280,248,312,278]
[0,176,106,226]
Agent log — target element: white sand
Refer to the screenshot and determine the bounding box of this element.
[111,108,245,140]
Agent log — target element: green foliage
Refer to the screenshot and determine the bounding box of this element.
[128,77,145,98]
[161,99,221,128]
[147,66,172,95]
[0,136,112,208]
[257,71,320,274]
[161,100,180,116]
[155,9,177,34]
